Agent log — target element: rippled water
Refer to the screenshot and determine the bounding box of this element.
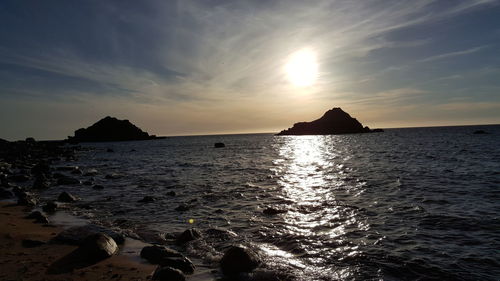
[41,125,500,280]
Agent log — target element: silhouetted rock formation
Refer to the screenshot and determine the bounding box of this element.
[277,108,380,135]
[68,116,161,142]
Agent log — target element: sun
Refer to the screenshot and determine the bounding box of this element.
[285,49,318,87]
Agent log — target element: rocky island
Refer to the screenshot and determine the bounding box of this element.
[277,107,382,135]
[67,116,163,142]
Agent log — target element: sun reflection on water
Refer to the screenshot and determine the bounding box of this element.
[263,135,368,280]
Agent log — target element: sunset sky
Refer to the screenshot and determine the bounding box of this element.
[1,0,500,140]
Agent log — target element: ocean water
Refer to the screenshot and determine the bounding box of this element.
[40,125,500,280]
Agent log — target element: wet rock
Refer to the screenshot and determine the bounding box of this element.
[92,184,105,190]
[42,201,59,213]
[105,173,122,179]
[220,245,260,275]
[138,196,155,203]
[84,169,98,176]
[26,211,49,224]
[17,192,38,206]
[166,191,176,196]
[53,224,125,245]
[176,228,201,244]
[263,207,287,215]
[32,174,50,189]
[174,204,191,212]
[140,245,183,264]
[22,239,46,248]
[58,191,77,202]
[205,228,238,241]
[159,257,195,274]
[56,176,80,185]
[31,162,50,176]
[214,142,225,148]
[47,233,118,274]
[152,266,185,281]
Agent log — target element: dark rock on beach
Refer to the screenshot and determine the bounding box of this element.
[67,116,161,142]
[277,107,378,135]
[48,233,118,274]
[42,201,59,213]
[17,192,38,206]
[53,224,125,245]
[158,257,195,274]
[57,191,77,202]
[176,228,202,244]
[220,245,261,275]
[141,245,183,264]
[152,266,186,281]
[26,211,49,224]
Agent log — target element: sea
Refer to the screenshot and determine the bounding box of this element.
[39,125,500,281]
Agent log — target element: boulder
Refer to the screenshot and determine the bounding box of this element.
[277,107,375,135]
[47,233,117,274]
[176,228,201,244]
[152,266,185,281]
[214,142,225,148]
[53,224,124,245]
[26,211,49,224]
[158,257,195,274]
[140,245,183,264]
[42,201,59,213]
[57,191,77,202]
[220,245,260,275]
[17,192,37,206]
[263,207,287,215]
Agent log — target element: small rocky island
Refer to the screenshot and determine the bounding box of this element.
[277,107,382,135]
[68,116,163,142]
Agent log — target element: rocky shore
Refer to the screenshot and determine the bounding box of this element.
[0,138,279,281]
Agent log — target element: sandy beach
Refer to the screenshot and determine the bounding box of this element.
[0,202,155,281]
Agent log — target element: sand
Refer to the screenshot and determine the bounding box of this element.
[0,202,156,281]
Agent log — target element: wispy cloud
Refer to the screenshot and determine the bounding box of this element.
[418,46,488,63]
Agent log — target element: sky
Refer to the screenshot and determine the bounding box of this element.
[1,0,500,140]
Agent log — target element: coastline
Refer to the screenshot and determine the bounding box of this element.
[0,201,156,281]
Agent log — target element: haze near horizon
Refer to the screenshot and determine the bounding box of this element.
[1,0,500,140]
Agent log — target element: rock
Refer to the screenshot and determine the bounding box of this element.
[140,245,183,264]
[53,224,125,245]
[58,191,77,202]
[174,204,191,212]
[214,142,225,148]
[220,245,260,275]
[105,173,122,179]
[22,239,46,248]
[25,137,36,142]
[277,107,376,135]
[84,169,98,176]
[17,192,37,206]
[205,228,238,241]
[152,266,185,281]
[166,191,176,196]
[372,128,384,132]
[263,207,287,215]
[176,228,201,244]
[92,184,105,190]
[138,196,155,203]
[32,174,50,189]
[31,162,50,176]
[106,148,114,152]
[47,233,117,274]
[42,201,59,213]
[473,130,488,134]
[82,180,93,185]
[67,116,159,142]
[71,169,83,175]
[158,257,195,274]
[26,211,49,224]
[56,176,80,185]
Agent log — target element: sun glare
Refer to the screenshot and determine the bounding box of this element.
[285,49,318,87]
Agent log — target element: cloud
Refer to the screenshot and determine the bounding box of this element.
[418,46,488,63]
